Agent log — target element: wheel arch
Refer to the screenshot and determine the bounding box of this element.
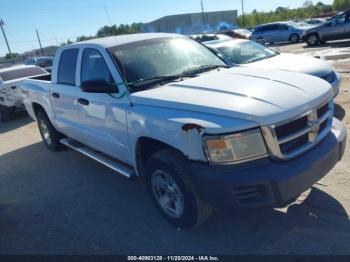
[134,136,186,177]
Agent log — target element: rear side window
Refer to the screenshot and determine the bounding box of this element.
[269,24,279,30]
[57,49,79,85]
[279,24,289,30]
[0,67,47,82]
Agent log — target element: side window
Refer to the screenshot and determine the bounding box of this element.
[270,24,279,31]
[58,49,79,85]
[279,24,289,30]
[81,48,114,84]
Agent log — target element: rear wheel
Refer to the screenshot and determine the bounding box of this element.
[0,105,15,122]
[290,34,300,44]
[36,110,63,151]
[145,148,212,228]
[306,34,320,46]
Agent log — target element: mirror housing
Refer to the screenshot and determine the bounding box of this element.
[81,80,118,93]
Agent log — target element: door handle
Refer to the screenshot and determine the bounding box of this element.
[77,98,89,106]
[52,92,60,99]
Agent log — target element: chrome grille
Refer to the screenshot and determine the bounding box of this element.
[262,101,333,160]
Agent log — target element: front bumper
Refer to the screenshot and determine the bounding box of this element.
[190,118,347,211]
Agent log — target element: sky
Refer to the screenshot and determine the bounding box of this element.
[0,0,333,56]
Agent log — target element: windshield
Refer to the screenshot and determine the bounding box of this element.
[109,37,226,89]
[216,40,278,64]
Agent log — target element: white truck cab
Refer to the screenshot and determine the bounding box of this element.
[21,33,347,228]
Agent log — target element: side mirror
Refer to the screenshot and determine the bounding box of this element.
[81,79,118,93]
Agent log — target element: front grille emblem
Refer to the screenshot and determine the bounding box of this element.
[308,110,320,142]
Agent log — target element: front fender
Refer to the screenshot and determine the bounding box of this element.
[127,105,259,163]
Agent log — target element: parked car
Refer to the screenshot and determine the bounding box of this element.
[21,33,346,228]
[25,56,54,72]
[251,21,310,44]
[204,38,341,97]
[188,33,231,43]
[304,10,350,46]
[0,65,49,121]
[222,28,252,39]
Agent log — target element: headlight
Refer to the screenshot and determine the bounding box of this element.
[203,129,268,164]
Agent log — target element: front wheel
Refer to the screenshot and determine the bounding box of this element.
[145,148,212,228]
[306,34,320,46]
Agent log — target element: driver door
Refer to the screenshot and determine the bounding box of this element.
[76,47,131,163]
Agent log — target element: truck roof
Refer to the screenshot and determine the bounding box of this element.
[69,33,185,48]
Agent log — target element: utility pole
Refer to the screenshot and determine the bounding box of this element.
[200,0,206,28]
[0,19,14,63]
[241,0,245,27]
[36,29,44,55]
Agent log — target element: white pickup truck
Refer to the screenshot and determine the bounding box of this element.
[21,33,347,228]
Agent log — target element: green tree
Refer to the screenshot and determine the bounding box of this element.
[5,53,18,59]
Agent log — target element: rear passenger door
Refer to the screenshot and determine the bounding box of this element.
[50,48,82,140]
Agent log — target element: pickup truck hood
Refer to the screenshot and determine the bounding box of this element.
[130,67,333,126]
[244,53,332,77]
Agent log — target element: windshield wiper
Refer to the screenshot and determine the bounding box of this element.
[128,73,197,88]
[182,64,230,74]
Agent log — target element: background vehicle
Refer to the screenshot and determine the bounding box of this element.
[305,10,350,46]
[304,18,327,25]
[25,56,54,73]
[204,39,341,97]
[222,28,252,39]
[251,22,309,44]
[21,33,346,228]
[188,33,231,43]
[0,65,48,121]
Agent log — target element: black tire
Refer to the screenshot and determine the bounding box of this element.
[289,33,300,44]
[306,34,320,46]
[36,110,63,151]
[145,148,212,228]
[0,105,15,122]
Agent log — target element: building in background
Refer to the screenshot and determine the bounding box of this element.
[143,10,238,34]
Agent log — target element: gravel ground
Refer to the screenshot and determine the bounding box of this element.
[0,41,349,255]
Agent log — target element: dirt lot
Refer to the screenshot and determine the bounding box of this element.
[0,41,350,255]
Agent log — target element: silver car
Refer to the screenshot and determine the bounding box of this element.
[251,22,311,44]
[305,10,350,46]
[204,39,341,97]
